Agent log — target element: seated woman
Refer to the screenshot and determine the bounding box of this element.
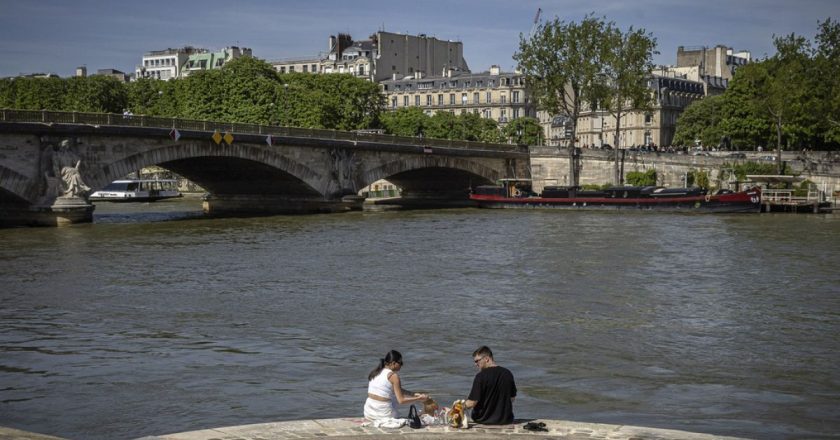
[364,350,429,421]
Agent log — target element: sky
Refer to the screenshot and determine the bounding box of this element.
[0,0,837,78]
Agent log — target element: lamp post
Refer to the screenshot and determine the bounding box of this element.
[283,83,289,126]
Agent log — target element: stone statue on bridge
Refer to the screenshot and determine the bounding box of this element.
[52,139,91,199]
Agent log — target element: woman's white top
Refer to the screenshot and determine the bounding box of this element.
[367,367,395,399]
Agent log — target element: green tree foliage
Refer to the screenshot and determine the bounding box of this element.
[814,18,840,144]
[382,109,504,143]
[723,161,786,181]
[64,76,128,113]
[516,15,610,185]
[625,169,657,186]
[673,19,838,152]
[502,117,543,145]
[381,107,427,136]
[598,24,657,184]
[718,65,772,149]
[1,77,66,110]
[5,57,384,131]
[686,169,710,189]
[673,95,728,147]
[515,15,609,144]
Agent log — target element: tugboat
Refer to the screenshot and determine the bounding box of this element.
[470,179,761,213]
[89,179,182,202]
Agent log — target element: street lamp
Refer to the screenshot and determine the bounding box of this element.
[283,83,289,126]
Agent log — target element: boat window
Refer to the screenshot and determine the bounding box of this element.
[126,182,139,191]
[102,182,130,191]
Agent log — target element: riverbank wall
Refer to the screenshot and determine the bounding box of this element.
[530,147,840,194]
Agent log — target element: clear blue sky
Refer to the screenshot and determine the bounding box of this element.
[0,0,837,78]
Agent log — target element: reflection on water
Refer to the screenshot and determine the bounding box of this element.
[1,199,838,439]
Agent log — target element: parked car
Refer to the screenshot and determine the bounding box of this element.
[727,152,747,159]
[760,155,777,161]
[692,151,710,156]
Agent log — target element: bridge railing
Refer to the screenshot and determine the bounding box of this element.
[0,108,522,153]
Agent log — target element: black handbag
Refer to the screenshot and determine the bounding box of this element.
[407,404,422,429]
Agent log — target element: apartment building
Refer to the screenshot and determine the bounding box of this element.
[273,57,321,74]
[575,72,705,149]
[180,46,252,78]
[272,31,469,83]
[136,47,205,80]
[380,65,533,123]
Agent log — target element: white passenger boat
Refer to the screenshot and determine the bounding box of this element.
[89,179,182,202]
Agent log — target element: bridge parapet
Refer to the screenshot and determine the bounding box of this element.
[0,109,521,153]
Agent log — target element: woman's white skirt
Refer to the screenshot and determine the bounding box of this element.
[364,397,398,421]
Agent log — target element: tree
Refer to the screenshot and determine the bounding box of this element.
[748,34,812,172]
[814,18,840,145]
[381,107,427,137]
[425,111,459,140]
[502,117,542,145]
[64,76,127,113]
[516,15,609,187]
[8,77,65,110]
[599,24,657,184]
[673,95,728,147]
[625,169,656,186]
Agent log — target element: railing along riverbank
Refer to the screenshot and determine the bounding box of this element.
[0,108,522,153]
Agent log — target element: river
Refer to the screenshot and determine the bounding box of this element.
[1,199,838,439]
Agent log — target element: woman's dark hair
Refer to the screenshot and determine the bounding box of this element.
[367,350,403,381]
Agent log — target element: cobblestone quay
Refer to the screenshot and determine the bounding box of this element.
[1,419,752,440]
[132,418,749,440]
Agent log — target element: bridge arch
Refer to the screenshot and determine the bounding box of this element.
[87,141,326,197]
[0,165,38,204]
[360,156,499,193]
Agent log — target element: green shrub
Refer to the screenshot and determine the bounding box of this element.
[625,169,657,186]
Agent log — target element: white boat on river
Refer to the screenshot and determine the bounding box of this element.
[89,179,182,202]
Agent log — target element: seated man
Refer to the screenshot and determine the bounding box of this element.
[465,346,516,424]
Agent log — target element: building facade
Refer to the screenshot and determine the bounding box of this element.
[272,31,469,83]
[136,47,205,80]
[575,72,705,149]
[180,46,252,78]
[380,65,533,124]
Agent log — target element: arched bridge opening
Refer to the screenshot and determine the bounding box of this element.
[160,157,321,198]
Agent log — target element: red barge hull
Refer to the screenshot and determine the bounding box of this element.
[471,187,762,213]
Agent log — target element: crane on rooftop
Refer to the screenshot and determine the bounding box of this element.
[529,8,542,40]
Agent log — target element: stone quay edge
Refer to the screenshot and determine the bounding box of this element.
[0,417,754,440]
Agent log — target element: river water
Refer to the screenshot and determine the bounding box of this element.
[1,199,838,439]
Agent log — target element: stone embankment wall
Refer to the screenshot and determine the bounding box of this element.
[529,147,840,194]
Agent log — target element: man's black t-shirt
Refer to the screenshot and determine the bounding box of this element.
[467,365,516,424]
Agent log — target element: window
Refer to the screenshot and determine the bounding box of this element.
[449,94,455,105]
[426,95,432,106]
[403,96,409,106]
[391,97,397,108]
[358,65,365,75]
[289,66,295,72]
[512,91,520,103]
[312,64,318,72]
[438,94,443,105]
[486,91,492,103]
[303,65,308,73]
[473,92,479,103]
[513,108,520,118]
[415,95,420,106]
[461,93,467,105]
[500,94,507,104]
[645,113,652,124]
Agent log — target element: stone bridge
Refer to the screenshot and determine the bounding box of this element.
[0,110,530,226]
